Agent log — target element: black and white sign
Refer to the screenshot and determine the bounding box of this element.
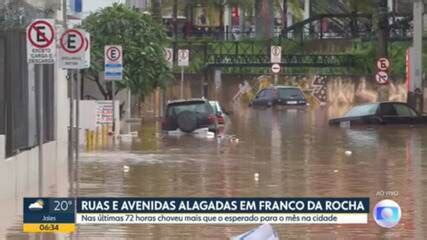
[104,45,123,81]
[271,63,281,74]
[164,48,173,66]
[270,46,282,63]
[59,29,89,69]
[375,71,389,85]
[312,75,328,103]
[178,49,189,67]
[26,19,56,64]
[377,58,391,71]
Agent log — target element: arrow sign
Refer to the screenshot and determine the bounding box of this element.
[26,19,56,64]
[311,75,328,103]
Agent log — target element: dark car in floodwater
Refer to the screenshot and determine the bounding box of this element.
[162,99,218,133]
[329,102,427,126]
[249,86,308,108]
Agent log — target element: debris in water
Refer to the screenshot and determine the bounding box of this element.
[345,150,352,156]
[230,136,240,144]
[123,165,130,173]
[254,173,259,181]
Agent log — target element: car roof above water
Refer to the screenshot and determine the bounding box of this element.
[167,98,207,106]
[273,85,301,89]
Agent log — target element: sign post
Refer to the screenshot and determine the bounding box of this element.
[178,49,189,98]
[104,45,123,136]
[26,19,57,196]
[58,28,91,197]
[271,64,281,84]
[271,46,282,85]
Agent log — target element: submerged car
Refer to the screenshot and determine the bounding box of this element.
[209,101,226,125]
[329,102,427,126]
[162,99,218,133]
[250,86,308,108]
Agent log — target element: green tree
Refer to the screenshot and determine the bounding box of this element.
[82,4,172,100]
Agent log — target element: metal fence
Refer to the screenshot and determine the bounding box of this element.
[0,30,55,157]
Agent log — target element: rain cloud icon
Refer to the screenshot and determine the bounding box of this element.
[28,199,44,210]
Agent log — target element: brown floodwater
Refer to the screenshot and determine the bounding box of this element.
[75,104,427,240]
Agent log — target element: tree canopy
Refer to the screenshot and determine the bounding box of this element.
[83,3,172,100]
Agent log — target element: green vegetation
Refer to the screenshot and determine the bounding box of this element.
[172,38,427,77]
[83,4,172,100]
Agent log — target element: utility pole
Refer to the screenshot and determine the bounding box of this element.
[376,0,389,58]
[407,0,424,113]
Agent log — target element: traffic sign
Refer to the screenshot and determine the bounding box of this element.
[377,58,391,71]
[376,71,389,85]
[82,31,91,69]
[164,48,173,67]
[104,45,123,81]
[178,49,189,67]
[270,46,282,63]
[26,19,56,64]
[58,29,89,69]
[271,63,281,74]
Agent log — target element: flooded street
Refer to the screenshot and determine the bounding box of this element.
[77,106,427,239]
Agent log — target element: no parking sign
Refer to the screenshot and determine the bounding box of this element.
[26,19,56,64]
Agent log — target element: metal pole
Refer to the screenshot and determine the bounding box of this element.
[112,81,116,137]
[75,70,80,197]
[127,88,131,133]
[274,74,278,85]
[181,67,184,98]
[36,65,44,196]
[408,0,424,112]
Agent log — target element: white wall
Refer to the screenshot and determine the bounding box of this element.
[0,31,70,240]
[78,100,121,143]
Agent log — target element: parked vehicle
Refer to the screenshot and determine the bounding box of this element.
[209,101,226,125]
[249,86,308,108]
[329,102,427,126]
[162,99,218,133]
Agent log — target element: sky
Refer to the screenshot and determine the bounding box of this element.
[82,0,125,14]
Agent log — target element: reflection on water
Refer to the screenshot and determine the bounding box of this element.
[76,104,427,240]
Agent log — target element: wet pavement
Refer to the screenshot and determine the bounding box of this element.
[76,105,427,239]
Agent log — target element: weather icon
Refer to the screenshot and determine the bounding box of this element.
[28,199,44,210]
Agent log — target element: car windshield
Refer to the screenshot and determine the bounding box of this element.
[344,103,379,117]
[167,102,212,116]
[277,88,305,100]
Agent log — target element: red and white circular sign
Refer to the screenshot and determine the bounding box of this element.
[377,58,391,71]
[376,71,389,85]
[27,20,55,48]
[106,46,122,62]
[60,29,85,54]
[271,63,281,74]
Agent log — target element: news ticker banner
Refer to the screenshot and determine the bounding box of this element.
[23,197,369,233]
